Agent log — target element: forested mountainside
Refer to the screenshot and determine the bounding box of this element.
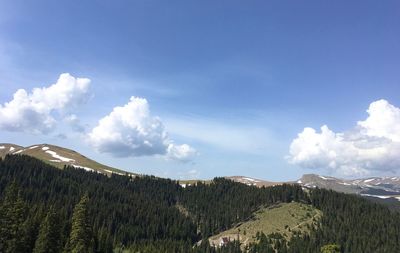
[0,155,400,253]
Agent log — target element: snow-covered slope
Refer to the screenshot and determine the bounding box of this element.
[0,143,135,177]
[297,174,400,202]
[225,173,400,203]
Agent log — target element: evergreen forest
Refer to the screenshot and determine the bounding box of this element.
[0,155,399,253]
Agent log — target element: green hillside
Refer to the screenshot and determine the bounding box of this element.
[209,202,322,247]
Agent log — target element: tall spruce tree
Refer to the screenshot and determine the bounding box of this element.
[0,182,28,253]
[67,193,93,253]
[33,207,61,253]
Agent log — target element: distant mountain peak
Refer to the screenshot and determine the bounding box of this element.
[225,173,400,204]
[0,143,135,177]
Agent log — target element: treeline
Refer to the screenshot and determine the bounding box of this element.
[1,155,400,252]
[179,178,307,237]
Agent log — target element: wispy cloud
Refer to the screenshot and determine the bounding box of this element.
[164,116,275,155]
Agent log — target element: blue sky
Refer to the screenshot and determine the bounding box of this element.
[1,0,400,180]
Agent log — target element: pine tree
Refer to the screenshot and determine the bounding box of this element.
[0,182,28,253]
[67,193,93,253]
[33,207,61,253]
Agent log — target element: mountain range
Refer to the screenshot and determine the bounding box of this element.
[227,174,400,210]
[2,142,400,204]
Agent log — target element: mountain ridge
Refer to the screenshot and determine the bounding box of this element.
[0,143,135,177]
[229,174,400,207]
[3,142,400,204]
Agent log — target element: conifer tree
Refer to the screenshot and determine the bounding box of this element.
[0,182,28,253]
[33,207,61,253]
[67,193,93,253]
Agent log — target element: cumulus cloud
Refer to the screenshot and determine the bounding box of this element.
[0,73,90,134]
[357,99,400,142]
[166,143,198,162]
[88,96,196,162]
[288,99,400,177]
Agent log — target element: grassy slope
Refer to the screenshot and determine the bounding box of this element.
[0,143,23,158]
[0,143,134,176]
[26,144,128,174]
[208,202,322,247]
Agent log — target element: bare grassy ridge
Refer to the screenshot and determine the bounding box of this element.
[0,143,133,176]
[208,202,322,247]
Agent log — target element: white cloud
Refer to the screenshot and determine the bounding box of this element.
[0,73,90,134]
[88,96,196,162]
[288,99,400,177]
[357,99,400,142]
[167,143,198,162]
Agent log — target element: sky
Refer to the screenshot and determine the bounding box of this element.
[0,0,400,181]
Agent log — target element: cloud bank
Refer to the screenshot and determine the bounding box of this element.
[288,99,400,177]
[88,96,196,162]
[0,73,90,134]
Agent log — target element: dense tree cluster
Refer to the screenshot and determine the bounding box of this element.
[179,178,307,237]
[0,155,196,252]
[0,155,400,252]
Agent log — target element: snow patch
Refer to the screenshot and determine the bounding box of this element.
[297,180,302,184]
[28,145,39,149]
[45,150,75,162]
[0,146,5,149]
[361,194,400,199]
[363,178,375,183]
[9,147,15,152]
[72,165,94,172]
[42,146,49,151]
[243,177,260,182]
[318,175,331,180]
[338,182,351,186]
[49,159,61,162]
[103,169,124,175]
[13,150,24,154]
[304,183,316,188]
